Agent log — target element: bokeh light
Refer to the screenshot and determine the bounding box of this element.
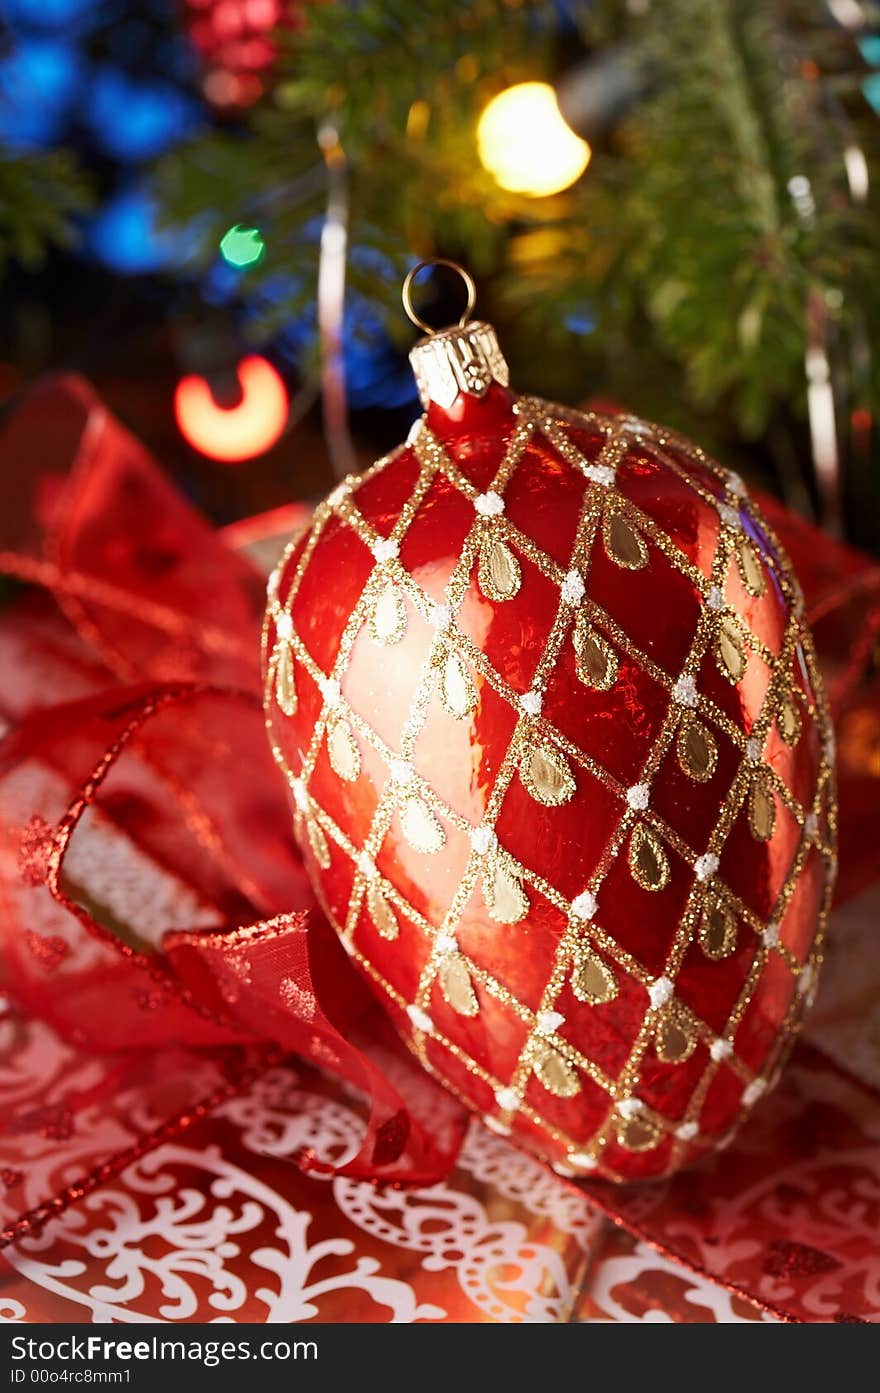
[220,223,266,267]
[476,81,591,197]
[174,354,289,461]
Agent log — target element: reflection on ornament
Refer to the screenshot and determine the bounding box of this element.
[476,82,591,197]
[174,356,288,461]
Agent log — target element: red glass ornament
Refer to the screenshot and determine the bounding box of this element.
[264,281,836,1181]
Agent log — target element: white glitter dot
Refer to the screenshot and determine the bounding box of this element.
[571,890,597,921]
[484,1116,510,1136]
[357,851,377,880]
[675,1120,698,1142]
[494,1086,520,1113]
[719,503,742,531]
[372,536,399,563]
[763,922,780,948]
[649,977,674,1010]
[435,930,458,955]
[520,689,543,717]
[536,1010,565,1036]
[797,964,815,997]
[291,778,308,811]
[327,480,351,507]
[406,417,423,445]
[275,611,293,640]
[710,1038,733,1063]
[428,602,451,630]
[673,674,698,708]
[470,826,497,855]
[266,570,279,600]
[568,1151,598,1171]
[474,491,505,518]
[584,463,616,487]
[626,782,650,811]
[804,812,819,840]
[617,1097,644,1119]
[319,676,341,707]
[407,1004,433,1033]
[726,471,747,497]
[562,570,586,606]
[622,415,652,437]
[552,1160,577,1177]
[746,736,762,762]
[389,759,414,786]
[695,852,719,882]
[743,1079,766,1108]
[706,585,725,611]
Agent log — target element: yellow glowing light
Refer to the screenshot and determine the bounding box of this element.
[174,356,289,462]
[477,81,591,197]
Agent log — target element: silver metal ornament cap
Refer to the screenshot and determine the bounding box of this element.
[403,259,510,409]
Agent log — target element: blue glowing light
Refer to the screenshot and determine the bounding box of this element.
[564,306,598,335]
[87,66,201,161]
[1,0,99,33]
[858,35,880,67]
[85,187,180,274]
[864,72,880,114]
[0,39,81,149]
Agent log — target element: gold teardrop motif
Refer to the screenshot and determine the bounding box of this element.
[439,650,477,720]
[677,717,717,783]
[533,1042,580,1098]
[367,883,398,941]
[520,743,575,807]
[616,1114,660,1152]
[483,853,529,924]
[571,952,618,1005]
[736,537,766,597]
[327,718,360,782]
[275,643,298,716]
[749,777,776,842]
[604,511,648,570]
[715,616,746,684]
[573,614,618,691]
[654,1011,697,1064]
[478,534,521,602]
[778,694,801,746]
[306,816,331,870]
[401,796,446,854]
[439,953,479,1017]
[628,823,670,892]
[700,898,737,960]
[368,581,407,645]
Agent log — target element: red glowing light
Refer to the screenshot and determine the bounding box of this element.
[174,356,289,462]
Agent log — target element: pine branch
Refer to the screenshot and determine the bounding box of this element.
[0,152,93,270]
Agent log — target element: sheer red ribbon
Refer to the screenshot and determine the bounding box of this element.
[2,376,880,1321]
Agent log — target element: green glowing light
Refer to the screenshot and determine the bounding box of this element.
[219,224,265,268]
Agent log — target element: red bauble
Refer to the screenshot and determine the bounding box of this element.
[264,307,836,1182]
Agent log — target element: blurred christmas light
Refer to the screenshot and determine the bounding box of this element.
[0,39,81,150]
[858,35,880,65]
[476,82,591,197]
[220,223,266,267]
[87,66,201,160]
[174,355,289,461]
[863,71,880,113]
[85,187,175,274]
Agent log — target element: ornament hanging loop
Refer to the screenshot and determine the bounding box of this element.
[402,258,477,335]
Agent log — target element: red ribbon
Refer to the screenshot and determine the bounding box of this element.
[2,375,880,1321]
